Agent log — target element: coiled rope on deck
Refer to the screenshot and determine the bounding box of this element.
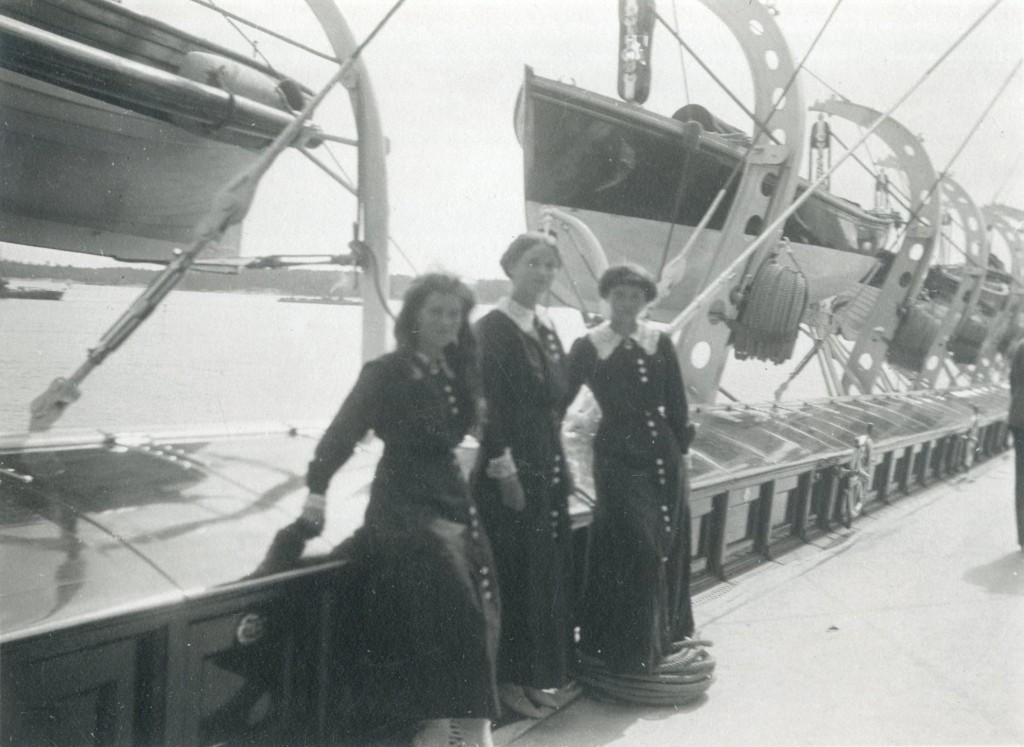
[575,638,716,707]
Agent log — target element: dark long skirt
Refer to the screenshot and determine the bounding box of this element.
[473,463,573,689]
[578,457,694,674]
[342,466,501,734]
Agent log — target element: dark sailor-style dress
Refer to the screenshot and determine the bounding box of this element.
[472,298,574,689]
[565,320,695,674]
[306,350,500,729]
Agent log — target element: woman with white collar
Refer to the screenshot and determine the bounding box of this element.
[472,232,577,717]
[564,263,696,675]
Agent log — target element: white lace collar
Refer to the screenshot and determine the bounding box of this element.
[588,320,660,360]
[495,296,555,334]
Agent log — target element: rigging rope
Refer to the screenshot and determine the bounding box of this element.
[825,128,913,211]
[202,0,277,71]
[389,236,419,275]
[655,129,698,281]
[670,0,690,105]
[654,13,779,146]
[299,146,357,194]
[323,140,356,183]
[801,66,848,101]
[883,58,1021,283]
[992,154,1023,204]
[185,0,343,64]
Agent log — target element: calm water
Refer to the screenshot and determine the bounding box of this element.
[1,284,821,435]
[1,285,370,433]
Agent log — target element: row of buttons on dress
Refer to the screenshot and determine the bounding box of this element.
[541,327,562,361]
[645,408,661,446]
[624,341,673,562]
[659,464,672,562]
[550,453,564,539]
[636,351,650,384]
[551,452,562,486]
[467,504,494,602]
[441,379,460,417]
[622,340,651,381]
[636,351,660,486]
[544,326,566,543]
[635,349,670,540]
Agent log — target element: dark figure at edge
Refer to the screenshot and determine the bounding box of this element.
[1009,338,1024,550]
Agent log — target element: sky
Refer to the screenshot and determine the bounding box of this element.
[4,0,1023,279]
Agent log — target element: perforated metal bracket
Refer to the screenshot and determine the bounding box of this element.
[674,0,805,405]
[810,100,941,394]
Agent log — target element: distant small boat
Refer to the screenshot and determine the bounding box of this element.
[0,278,64,300]
[278,294,362,306]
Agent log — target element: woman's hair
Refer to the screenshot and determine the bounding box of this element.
[598,263,658,302]
[499,231,562,277]
[393,272,480,400]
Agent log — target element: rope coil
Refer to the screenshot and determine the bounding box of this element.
[731,256,808,364]
[576,638,716,706]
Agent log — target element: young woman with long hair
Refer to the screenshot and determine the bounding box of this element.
[302,273,499,747]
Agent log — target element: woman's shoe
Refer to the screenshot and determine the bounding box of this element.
[524,681,581,710]
[498,683,554,719]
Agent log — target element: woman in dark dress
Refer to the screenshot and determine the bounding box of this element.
[301,273,499,747]
[564,264,696,675]
[471,232,578,717]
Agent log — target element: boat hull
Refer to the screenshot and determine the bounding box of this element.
[521,73,888,312]
[0,283,64,300]
[0,69,248,260]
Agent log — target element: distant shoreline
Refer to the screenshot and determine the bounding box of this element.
[0,259,514,303]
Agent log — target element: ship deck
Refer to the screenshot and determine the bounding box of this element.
[499,452,1024,746]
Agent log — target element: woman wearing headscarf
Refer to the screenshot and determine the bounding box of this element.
[472,232,577,716]
[301,273,499,747]
[563,264,696,675]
